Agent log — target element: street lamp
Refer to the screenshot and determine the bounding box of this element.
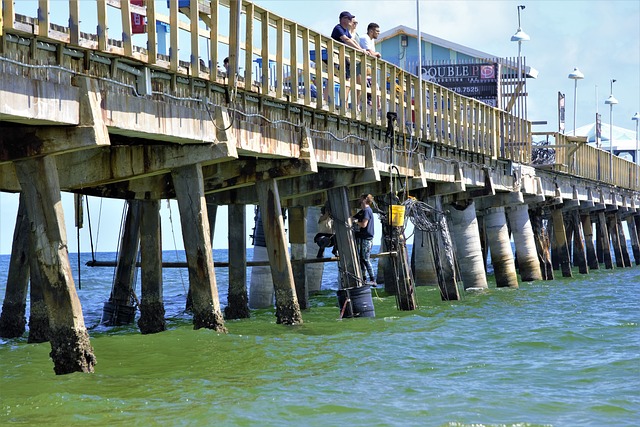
[568,67,584,136]
[510,4,529,146]
[511,5,529,114]
[633,112,639,165]
[604,79,618,181]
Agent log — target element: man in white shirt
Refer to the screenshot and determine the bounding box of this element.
[360,23,382,59]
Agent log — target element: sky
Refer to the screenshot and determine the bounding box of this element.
[0,0,638,255]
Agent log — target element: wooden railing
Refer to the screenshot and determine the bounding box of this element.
[0,1,531,159]
[4,0,638,189]
[532,131,640,190]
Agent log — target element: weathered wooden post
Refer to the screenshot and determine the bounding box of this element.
[172,164,227,332]
[607,213,625,268]
[570,209,589,274]
[550,208,572,277]
[255,179,303,325]
[0,194,30,338]
[529,208,553,280]
[581,213,599,270]
[484,207,518,288]
[616,216,631,267]
[101,199,141,326]
[446,200,488,290]
[288,206,309,310]
[597,211,614,269]
[27,256,50,343]
[225,204,250,319]
[137,199,166,334]
[507,204,543,281]
[15,156,96,374]
[626,214,640,265]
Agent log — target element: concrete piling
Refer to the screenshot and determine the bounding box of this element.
[484,207,518,288]
[305,206,324,294]
[507,204,542,282]
[249,207,275,308]
[446,201,488,290]
[288,206,309,310]
[597,212,614,269]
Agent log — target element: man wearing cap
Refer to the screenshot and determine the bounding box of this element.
[331,11,363,51]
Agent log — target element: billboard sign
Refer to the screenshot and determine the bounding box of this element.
[420,63,499,106]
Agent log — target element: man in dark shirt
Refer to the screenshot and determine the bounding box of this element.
[353,193,376,285]
[331,11,362,51]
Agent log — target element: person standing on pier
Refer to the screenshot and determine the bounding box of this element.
[353,194,376,286]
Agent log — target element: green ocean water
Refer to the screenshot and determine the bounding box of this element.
[1,251,639,426]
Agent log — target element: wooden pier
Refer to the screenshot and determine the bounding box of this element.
[1,1,639,374]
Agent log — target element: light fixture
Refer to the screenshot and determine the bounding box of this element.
[604,79,617,181]
[511,5,530,42]
[568,67,584,136]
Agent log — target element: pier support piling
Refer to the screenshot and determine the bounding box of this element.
[411,230,438,286]
[137,199,166,334]
[102,199,141,326]
[305,206,324,294]
[289,206,309,310]
[484,207,518,288]
[616,216,631,267]
[507,204,542,281]
[551,208,572,277]
[225,204,250,319]
[607,214,625,268]
[582,213,599,270]
[249,208,274,308]
[15,156,95,374]
[530,208,553,280]
[446,200,488,290]
[256,179,303,325]
[0,194,30,338]
[570,210,589,274]
[626,215,640,265]
[172,164,227,332]
[597,212,614,269]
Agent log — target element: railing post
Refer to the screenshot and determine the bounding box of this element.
[228,0,242,91]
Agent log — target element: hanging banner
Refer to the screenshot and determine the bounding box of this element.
[558,92,565,133]
[596,113,602,147]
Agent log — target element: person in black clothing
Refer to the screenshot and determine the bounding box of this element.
[352,193,375,285]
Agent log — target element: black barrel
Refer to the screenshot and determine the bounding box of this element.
[337,285,375,318]
[101,301,136,326]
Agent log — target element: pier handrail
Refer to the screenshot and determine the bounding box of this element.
[0,0,532,161]
[2,0,638,190]
[532,131,640,189]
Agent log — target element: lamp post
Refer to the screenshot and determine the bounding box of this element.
[604,79,617,181]
[633,112,639,165]
[633,112,639,187]
[568,67,584,136]
[510,5,529,153]
[511,6,529,110]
